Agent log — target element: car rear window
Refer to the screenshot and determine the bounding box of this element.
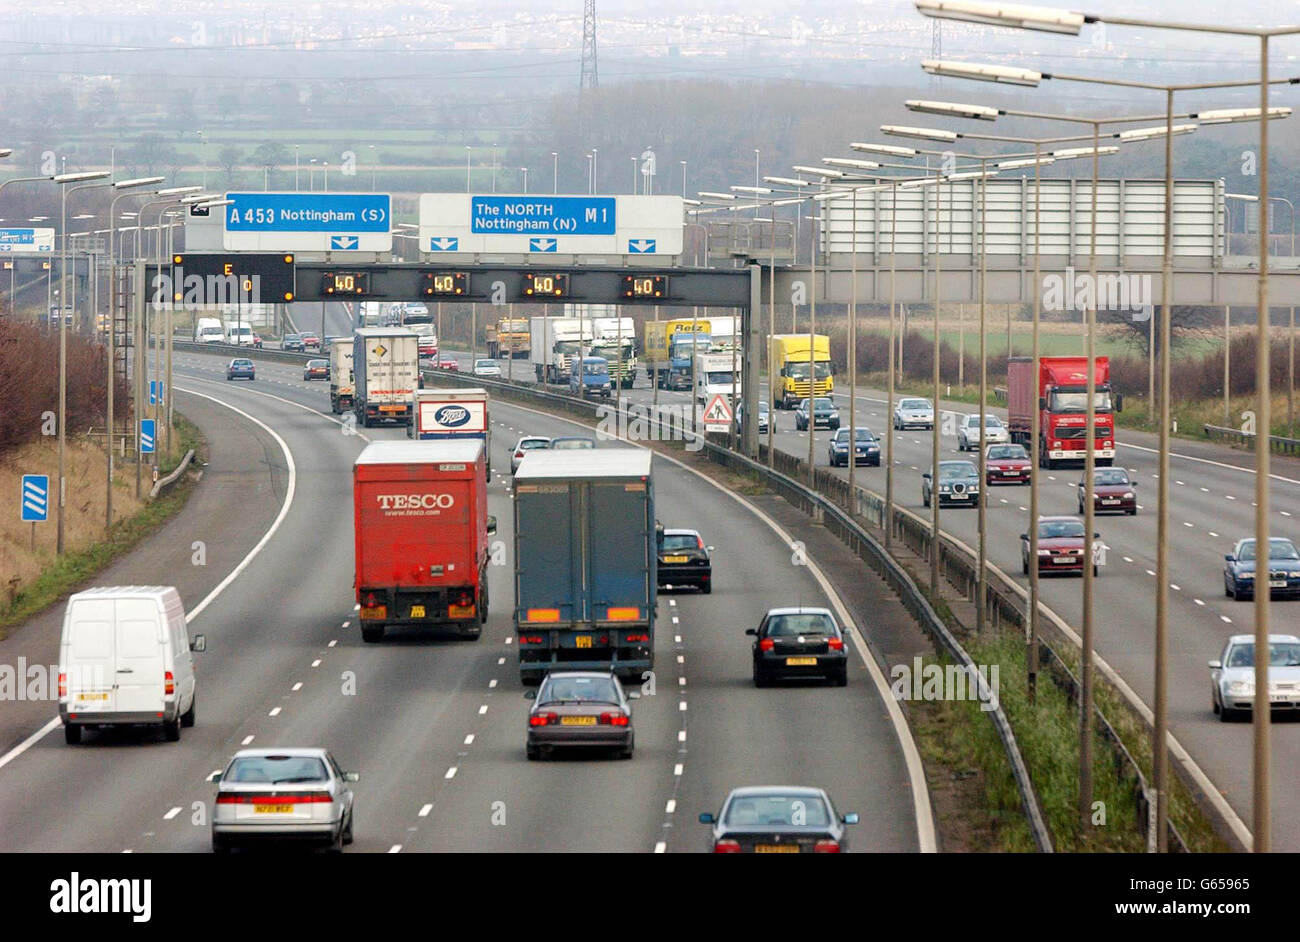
[552,439,594,449]
[724,794,830,827]
[765,613,835,637]
[1040,520,1085,539]
[225,755,328,784]
[661,535,699,551]
[520,439,549,450]
[539,676,620,705]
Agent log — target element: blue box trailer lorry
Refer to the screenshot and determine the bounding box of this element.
[512,449,656,685]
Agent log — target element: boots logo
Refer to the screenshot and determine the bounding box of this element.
[376,493,454,510]
[433,405,470,427]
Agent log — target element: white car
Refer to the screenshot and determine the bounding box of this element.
[957,413,1008,451]
[893,398,935,430]
[212,748,357,852]
[511,435,551,474]
[472,358,502,377]
[1210,634,1300,722]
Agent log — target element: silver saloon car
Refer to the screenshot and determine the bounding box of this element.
[1209,634,1300,722]
[212,748,358,852]
[893,398,935,430]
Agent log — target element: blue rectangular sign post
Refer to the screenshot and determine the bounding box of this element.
[21,474,48,522]
[470,196,616,236]
[140,419,156,455]
[223,193,390,232]
[149,380,164,405]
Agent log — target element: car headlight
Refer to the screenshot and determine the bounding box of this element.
[867,445,879,452]
[1239,572,1254,580]
[939,485,951,492]
[1037,549,1051,556]
[1123,492,1135,499]
[1228,680,1254,694]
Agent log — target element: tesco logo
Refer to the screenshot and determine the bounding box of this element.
[434,405,471,427]
[377,494,455,510]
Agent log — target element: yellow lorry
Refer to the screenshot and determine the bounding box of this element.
[486,317,530,359]
[643,318,712,389]
[769,334,833,408]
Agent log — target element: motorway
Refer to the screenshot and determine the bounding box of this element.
[432,336,1300,849]
[0,340,926,853]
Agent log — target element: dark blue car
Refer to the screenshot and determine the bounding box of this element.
[1224,537,1300,601]
[828,427,880,467]
[226,358,255,381]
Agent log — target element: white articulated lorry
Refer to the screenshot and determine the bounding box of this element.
[352,327,419,427]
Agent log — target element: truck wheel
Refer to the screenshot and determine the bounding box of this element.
[181,695,196,728]
[64,724,81,745]
[163,716,181,742]
[361,625,384,643]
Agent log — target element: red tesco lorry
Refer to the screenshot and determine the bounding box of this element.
[353,439,495,643]
[1007,356,1121,469]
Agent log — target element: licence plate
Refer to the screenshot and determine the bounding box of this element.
[1053,557,1075,564]
[786,656,817,666]
[77,692,110,701]
[1101,498,1120,505]
[1270,580,1287,588]
[950,493,968,499]
[360,605,387,619]
[379,405,404,413]
[575,635,592,649]
[448,604,475,618]
[410,604,426,618]
[1270,693,1295,702]
[254,804,294,814]
[755,844,800,854]
[560,716,597,726]
[1002,471,1018,476]
[663,555,689,564]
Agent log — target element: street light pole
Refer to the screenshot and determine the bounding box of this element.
[552,152,558,194]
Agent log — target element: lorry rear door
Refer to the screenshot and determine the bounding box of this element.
[516,483,580,623]
[587,480,650,622]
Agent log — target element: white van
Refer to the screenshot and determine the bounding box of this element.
[195,317,224,343]
[58,586,205,744]
[225,324,255,346]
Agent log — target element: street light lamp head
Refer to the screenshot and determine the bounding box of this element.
[730,185,773,194]
[682,198,703,206]
[195,199,234,209]
[0,149,12,158]
[881,125,959,142]
[181,193,220,203]
[792,165,846,177]
[850,142,919,158]
[1225,193,1260,202]
[914,0,1085,35]
[906,99,1001,120]
[1195,106,1292,124]
[763,176,812,187]
[996,156,1057,170]
[697,191,737,200]
[1051,145,1120,159]
[771,198,807,206]
[823,157,882,170]
[921,59,1042,86]
[899,176,943,189]
[157,185,203,196]
[114,176,166,190]
[53,171,110,184]
[1117,124,1198,142]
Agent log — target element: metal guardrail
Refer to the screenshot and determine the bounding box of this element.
[171,339,316,366]
[1204,423,1300,457]
[150,449,194,499]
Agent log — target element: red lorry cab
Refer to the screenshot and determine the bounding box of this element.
[353,439,493,643]
[1007,356,1119,470]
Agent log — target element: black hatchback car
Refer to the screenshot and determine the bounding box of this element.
[700,786,859,853]
[656,527,713,593]
[748,607,848,686]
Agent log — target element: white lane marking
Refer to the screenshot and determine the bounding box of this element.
[678,730,687,742]
[0,719,59,773]
[445,767,457,780]
[678,677,687,686]
[1176,480,1186,486]
[674,635,682,644]
[1209,532,1219,538]
[1171,584,1181,591]
[504,637,513,645]
[1227,495,1236,500]
[342,621,351,628]
[674,763,684,776]
[163,807,182,820]
[1195,599,1205,606]
[1201,487,1210,492]
[1184,521,1194,528]
[464,734,475,745]
[665,800,677,814]
[388,845,402,853]
[668,599,677,607]
[676,654,685,664]
[329,640,338,648]
[241,735,255,745]
[497,657,506,665]
[654,841,667,853]
[678,701,687,711]
[1123,556,1134,563]
[490,397,939,853]
[173,387,299,625]
[1221,615,1233,624]
[1146,570,1157,577]
[672,616,680,624]
[1284,511,1294,517]
[291,682,303,692]
[488,679,498,689]
[269,707,281,717]
[311,659,321,668]
[419,804,433,818]
[478,705,488,715]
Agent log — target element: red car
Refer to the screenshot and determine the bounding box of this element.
[985,443,1031,485]
[418,336,438,358]
[438,357,459,371]
[1078,467,1138,515]
[1021,516,1098,577]
[251,333,264,349]
[301,333,321,351]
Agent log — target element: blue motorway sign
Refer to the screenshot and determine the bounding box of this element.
[224,193,390,232]
[470,196,615,236]
[21,474,48,522]
[150,380,165,405]
[140,419,156,455]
